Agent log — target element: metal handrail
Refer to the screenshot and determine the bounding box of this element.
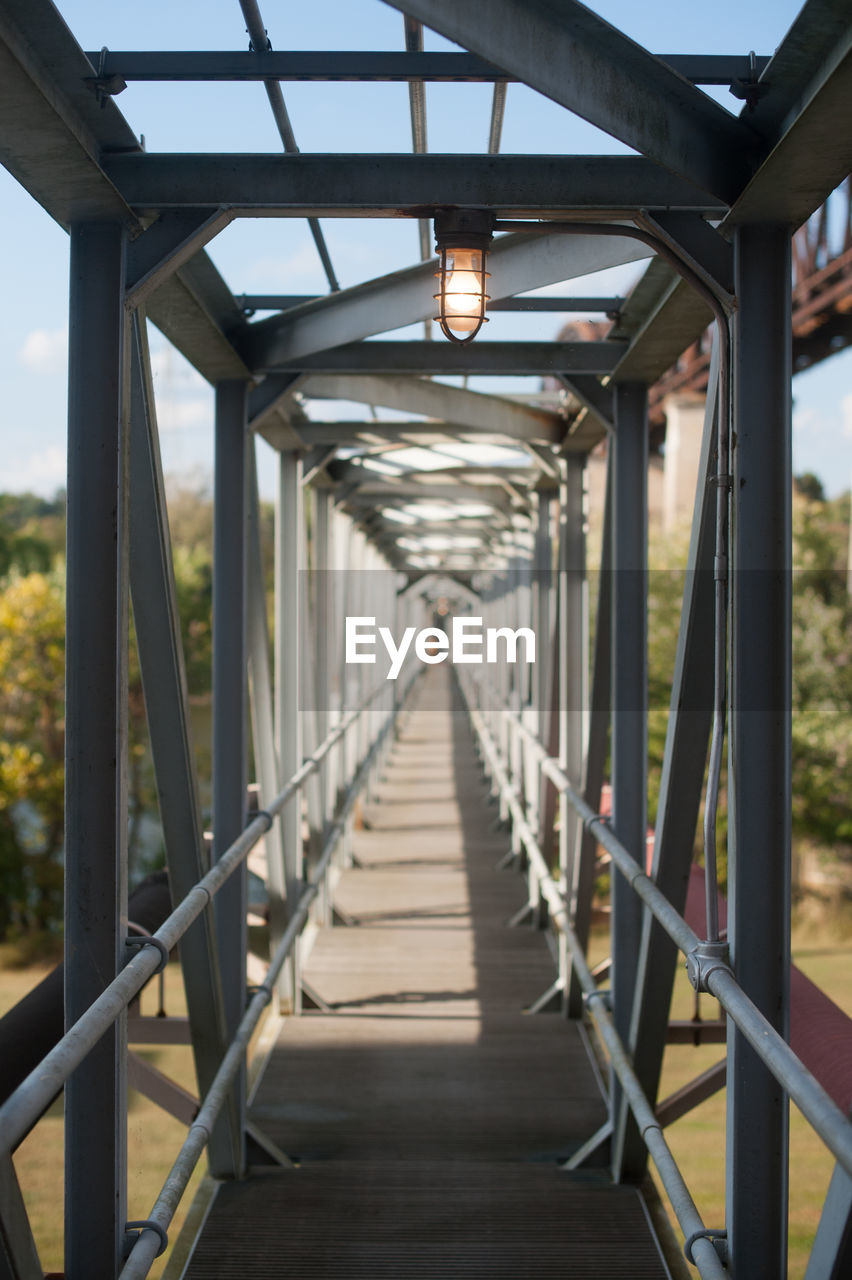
[118,686,408,1279]
[465,678,852,1182]
[466,701,726,1280]
[0,675,399,1159]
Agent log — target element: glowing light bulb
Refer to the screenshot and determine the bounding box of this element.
[443,251,483,333]
[433,211,493,344]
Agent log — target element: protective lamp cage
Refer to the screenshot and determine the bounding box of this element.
[433,209,494,344]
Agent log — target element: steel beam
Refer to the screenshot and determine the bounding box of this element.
[254,340,625,377]
[609,382,648,1137]
[294,421,551,447]
[567,454,612,1017]
[64,221,127,1280]
[340,482,511,508]
[239,294,627,314]
[377,0,757,203]
[125,209,233,308]
[275,452,304,1009]
[102,153,729,217]
[300,374,563,443]
[243,231,650,366]
[612,0,852,387]
[127,312,241,1165]
[0,2,252,387]
[83,49,770,86]
[211,380,250,1179]
[613,342,719,1183]
[0,1155,41,1279]
[558,375,614,437]
[726,223,792,1278]
[0,1,138,227]
[247,454,289,951]
[558,457,587,995]
[730,0,852,225]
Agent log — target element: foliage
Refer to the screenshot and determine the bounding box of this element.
[0,490,64,580]
[645,486,852,890]
[0,571,66,938]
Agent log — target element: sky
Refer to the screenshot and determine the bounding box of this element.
[1,0,850,502]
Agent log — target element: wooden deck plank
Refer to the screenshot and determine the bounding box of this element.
[184,669,670,1276]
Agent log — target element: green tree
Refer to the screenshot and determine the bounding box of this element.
[0,571,66,939]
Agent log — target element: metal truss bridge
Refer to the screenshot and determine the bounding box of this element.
[0,1,851,1278]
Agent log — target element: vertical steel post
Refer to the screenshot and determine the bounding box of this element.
[567,451,612,1018]
[726,223,792,1277]
[610,383,648,1124]
[64,220,127,1280]
[314,489,332,832]
[559,456,587,999]
[128,313,240,1161]
[210,379,249,1179]
[275,450,303,1010]
[614,342,721,1182]
[533,487,555,851]
[247,455,288,949]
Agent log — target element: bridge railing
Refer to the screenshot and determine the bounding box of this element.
[457,664,852,1278]
[0,665,418,1278]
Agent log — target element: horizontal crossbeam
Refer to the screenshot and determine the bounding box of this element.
[101,153,729,217]
[84,49,770,85]
[253,340,625,376]
[238,293,626,314]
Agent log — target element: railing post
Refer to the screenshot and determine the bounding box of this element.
[726,222,792,1278]
[275,449,303,1010]
[610,382,648,1130]
[615,339,720,1182]
[533,485,556,856]
[567,450,612,1018]
[64,219,128,1280]
[314,489,333,833]
[559,455,587,1003]
[247,451,288,957]
[210,379,250,1179]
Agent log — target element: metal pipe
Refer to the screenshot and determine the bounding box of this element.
[464,681,852,1182]
[488,82,506,154]
[238,0,340,291]
[118,675,412,1280]
[464,695,725,1280]
[0,679,389,1158]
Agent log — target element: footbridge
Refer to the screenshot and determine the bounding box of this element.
[1,1,852,1278]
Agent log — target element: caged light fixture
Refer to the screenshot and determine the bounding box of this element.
[433,209,494,343]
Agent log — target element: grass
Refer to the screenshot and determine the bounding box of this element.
[587,920,852,1278]
[1,962,232,1279]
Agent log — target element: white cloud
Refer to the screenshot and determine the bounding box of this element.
[17,327,68,375]
[793,404,818,436]
[155,398,209,433]
[842,393,852,439]
[243,244,326,289]
[149,347,206,391]
[4,446,66,496]
[148,342,211,433]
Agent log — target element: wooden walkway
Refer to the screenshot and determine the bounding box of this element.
[183,669,672,1277]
